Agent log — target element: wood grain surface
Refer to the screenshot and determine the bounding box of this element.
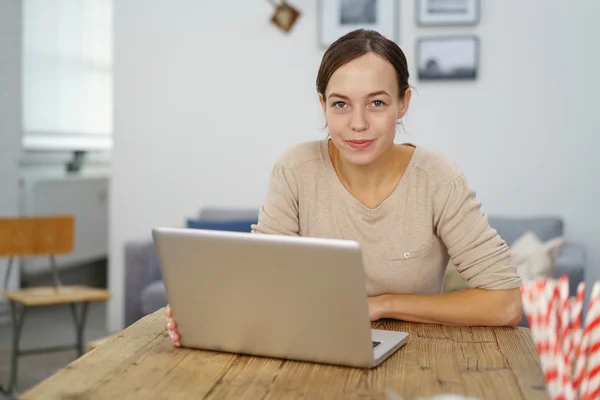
[20,309,547,400]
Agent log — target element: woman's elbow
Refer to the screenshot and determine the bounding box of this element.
[476,288,523,326]
[496,289,524,326]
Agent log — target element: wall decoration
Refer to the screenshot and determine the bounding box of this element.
[417,36,479,81]
[318,0,399,48]
[416,0,480,26]
[269,1,301,33]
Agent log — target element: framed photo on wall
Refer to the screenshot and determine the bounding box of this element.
[416,0,480,26]
[417,36,479,81]
[318,0,399,49]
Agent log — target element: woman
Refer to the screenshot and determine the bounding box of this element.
[165,29,523,347]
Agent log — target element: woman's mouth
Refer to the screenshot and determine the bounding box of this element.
[346,139,375,150]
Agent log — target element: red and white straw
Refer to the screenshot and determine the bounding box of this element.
[521,276,600,400]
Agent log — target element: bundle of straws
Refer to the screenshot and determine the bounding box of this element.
[520,275,600,400]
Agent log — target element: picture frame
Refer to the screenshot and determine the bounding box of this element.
[271,2,301,33]
[318,0,399,49]
[416,0,480,27]
[416,36,479,81]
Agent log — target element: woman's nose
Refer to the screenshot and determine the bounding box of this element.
[350,110,368,132]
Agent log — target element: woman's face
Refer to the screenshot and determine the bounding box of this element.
[320,52,411,166]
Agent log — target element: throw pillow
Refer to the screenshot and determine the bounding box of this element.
[186,218,257,233]
[510,231,565,282]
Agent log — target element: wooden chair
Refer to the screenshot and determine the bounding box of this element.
[0,215,111,397]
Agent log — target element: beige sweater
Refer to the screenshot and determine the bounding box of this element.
[251,140,522,296]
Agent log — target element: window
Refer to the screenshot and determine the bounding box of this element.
[22,0,113,151]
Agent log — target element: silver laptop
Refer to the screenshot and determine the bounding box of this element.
[152,227,409,368]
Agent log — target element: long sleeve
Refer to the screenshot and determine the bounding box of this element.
[251,162,300,236]
[433,173,522,290]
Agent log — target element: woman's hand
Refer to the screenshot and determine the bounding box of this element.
[165,304,181,347]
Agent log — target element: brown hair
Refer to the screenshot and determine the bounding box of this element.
[316,29,409,101]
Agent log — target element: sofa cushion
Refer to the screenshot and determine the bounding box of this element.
[554,243,586,296]
[186,218,257,232]
[140,280,167,316]
[125,239,163,326]
[488,216,564,245]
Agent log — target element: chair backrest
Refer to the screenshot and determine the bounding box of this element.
[0,215,75,257]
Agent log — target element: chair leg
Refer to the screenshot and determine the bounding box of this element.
[49,255,63,287]
[3,257,15,292]
[0,300,27,397]
[69,302,90,357]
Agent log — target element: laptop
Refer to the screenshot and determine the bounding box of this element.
[152,227,409,369]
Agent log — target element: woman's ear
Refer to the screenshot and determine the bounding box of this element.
[318,93,327,114]
[397,88,412,119]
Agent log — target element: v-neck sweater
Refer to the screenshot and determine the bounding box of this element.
[251,140,522,296]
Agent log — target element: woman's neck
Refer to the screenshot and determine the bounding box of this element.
[328,140,401,193]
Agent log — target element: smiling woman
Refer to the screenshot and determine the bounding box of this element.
[165,29,524,347]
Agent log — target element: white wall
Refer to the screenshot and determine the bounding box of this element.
[0,0,22,320]
[111,0,600,331]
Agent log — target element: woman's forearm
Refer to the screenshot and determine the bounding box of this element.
[373,288,523,327]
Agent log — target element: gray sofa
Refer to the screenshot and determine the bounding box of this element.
[124,209,586,328]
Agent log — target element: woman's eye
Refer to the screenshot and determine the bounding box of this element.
[372,100,385,107]
[333,101,347,108]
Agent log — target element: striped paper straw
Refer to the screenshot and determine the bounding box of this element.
[521,276,600,400]
[582,282,600,400]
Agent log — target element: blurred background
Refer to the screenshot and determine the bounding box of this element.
[0,0,599,395]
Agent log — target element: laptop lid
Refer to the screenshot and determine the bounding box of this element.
[153,227,376,368]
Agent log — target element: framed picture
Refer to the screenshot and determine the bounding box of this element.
[417,36,479,81]
[271,3,301,33]
[318,0,399,49]
[416,0,480,26]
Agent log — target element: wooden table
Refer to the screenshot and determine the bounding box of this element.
[20,309,548,399]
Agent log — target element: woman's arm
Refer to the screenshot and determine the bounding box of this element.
[251,161,300,236]
[368,288,523,326]
[384,163,524,327]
